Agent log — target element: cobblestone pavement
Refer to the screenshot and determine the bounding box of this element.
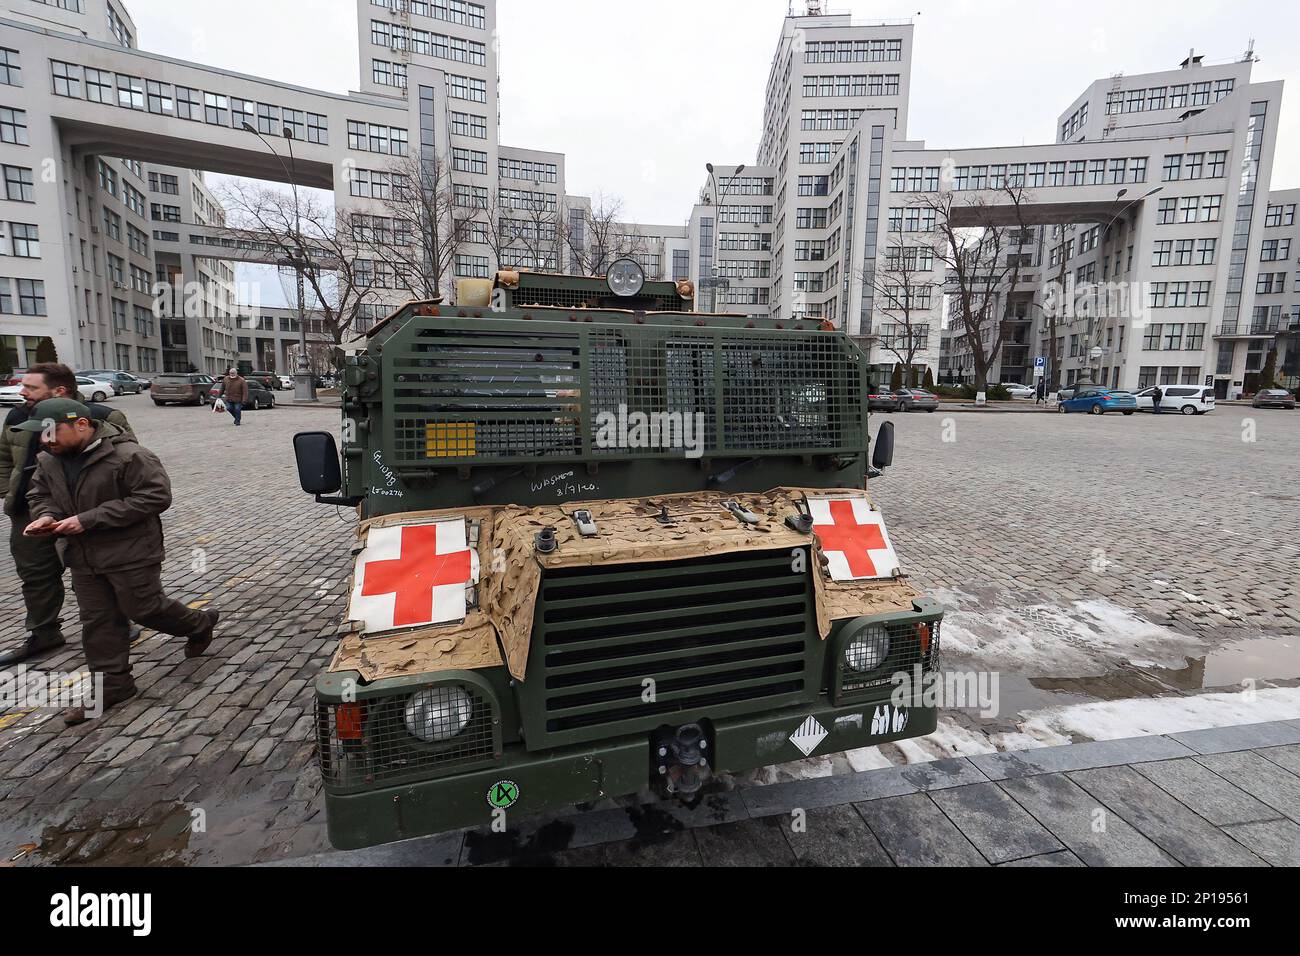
[0,397,1297,866]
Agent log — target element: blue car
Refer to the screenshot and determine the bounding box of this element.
[1059,386,1137,416]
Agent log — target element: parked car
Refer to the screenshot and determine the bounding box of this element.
[1059,386,1137,415]
[80,370,147,394]
[15,377,116,404]
[1252,388,1297,410]
[893,388,940,412]
[152,373,216,406]
[867,389,901,412]
[278,375,294,390]
[1055,381,1101,403]
[1132,386,1216,416]
[76,377,115,403]
[209,379,277,410]
[244,370,285,391]
[1001,383,1037,400]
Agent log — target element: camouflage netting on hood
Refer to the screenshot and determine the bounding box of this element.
[330,489,923,682]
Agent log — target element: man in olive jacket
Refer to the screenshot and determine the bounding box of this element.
[0,363,132,666]
[22,398,219,724]
[221,368,249,427]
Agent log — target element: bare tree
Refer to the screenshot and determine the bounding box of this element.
[921,185,1034,393]
[365,153,471,300]
[493,190,562,273]
[563,194,648,276]
[866,229,935,387]
[217,181,377,367]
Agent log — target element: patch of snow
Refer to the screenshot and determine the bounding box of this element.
[844,746,894,772]
[930,588,1202,675]
[1018,687,1300,742]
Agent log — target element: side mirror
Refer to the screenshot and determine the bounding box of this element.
[871,421,895,471]
[294,431,342,495]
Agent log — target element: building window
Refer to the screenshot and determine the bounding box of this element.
[203,92,228,125]
[175,87,201,121]
[0,107,28,145]
[98,160,118,196]
[451,111,488,139]
[102,207,122,240]
[1264,203,1297,227]
[17,278,45,315]
[452,147,488,174]
[306,113,328,144]
[151,204,181,223]
[256,102,280,135]
[51,61,81,97]
[284,109,306,140]
[448,74,487,103]
[146,80,173,114]
[456,254,490,278]
[3,165,33,202]
[6,223,39,258]
[116,74,143,109]
[0,48,19,87]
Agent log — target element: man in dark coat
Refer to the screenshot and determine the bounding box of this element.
[221,368,249,427]
[22,398,219,724]
[0,363,132,666]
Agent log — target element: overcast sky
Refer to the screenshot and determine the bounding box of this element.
[125,0,1299,227]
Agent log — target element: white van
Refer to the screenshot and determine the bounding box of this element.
[1133,386,1216,415]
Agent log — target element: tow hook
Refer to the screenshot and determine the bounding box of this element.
[653,723,712,798]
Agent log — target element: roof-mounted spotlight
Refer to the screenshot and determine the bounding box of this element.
[606,258,645,298]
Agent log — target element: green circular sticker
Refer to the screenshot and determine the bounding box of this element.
[487,780,519,810]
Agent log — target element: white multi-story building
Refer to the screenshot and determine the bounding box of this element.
[665,7,1295,396]
[0,0,584,377]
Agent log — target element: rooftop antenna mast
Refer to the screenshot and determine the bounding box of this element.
[1243,39,1259,63]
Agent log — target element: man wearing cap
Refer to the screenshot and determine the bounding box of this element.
[0,363,132,666]
[21,398,219,724]
[221,368,249,427]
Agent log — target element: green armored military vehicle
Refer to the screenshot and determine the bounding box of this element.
[293,262,943,850]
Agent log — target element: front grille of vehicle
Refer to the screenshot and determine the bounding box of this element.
[519,548,819,749]
[316,680,500,793]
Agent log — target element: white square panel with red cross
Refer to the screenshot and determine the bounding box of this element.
[348,518,479,635]
[808,497,901,582]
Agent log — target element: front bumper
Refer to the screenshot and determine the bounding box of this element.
[323,696,938,851]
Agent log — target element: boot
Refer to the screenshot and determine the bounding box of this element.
[0,632,67,667]
[184,609,221,659]
[62,684,138,727]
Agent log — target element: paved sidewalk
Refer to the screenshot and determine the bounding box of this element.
[284,719,1300,867]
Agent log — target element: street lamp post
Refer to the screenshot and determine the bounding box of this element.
[241,122,317,402]
[705,162,745,313]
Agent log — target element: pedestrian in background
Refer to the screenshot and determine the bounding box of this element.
[0,363,132,666]
[221,368,249,427]
[1035,379,1047,405]
[21,398,219,725]
[1152,385,1164,415]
